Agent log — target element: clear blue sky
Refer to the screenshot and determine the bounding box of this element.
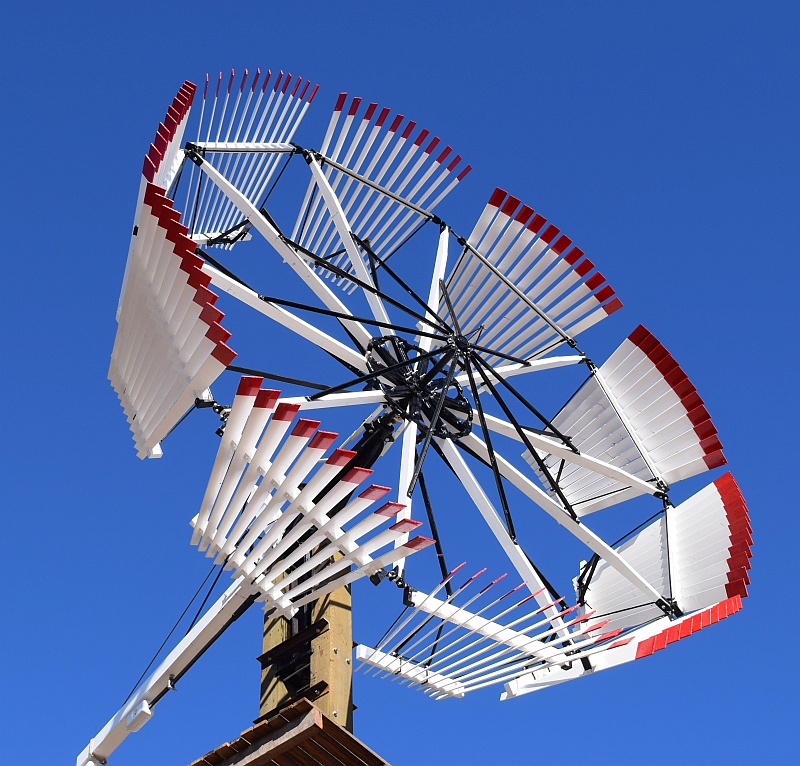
[2,2,798,764]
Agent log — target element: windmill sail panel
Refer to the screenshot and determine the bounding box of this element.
[293,94,470,290]
[525,325,726,513]
[110,180,235,458]
[444,190,621,364]
[577,474,751,632]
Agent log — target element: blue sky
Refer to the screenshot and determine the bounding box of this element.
[2,2,798,764]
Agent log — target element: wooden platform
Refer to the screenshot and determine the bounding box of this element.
[187,698,389,766]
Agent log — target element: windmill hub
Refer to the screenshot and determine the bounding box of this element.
[366,336,473,439]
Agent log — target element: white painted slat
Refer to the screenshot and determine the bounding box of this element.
[191,376,263,545]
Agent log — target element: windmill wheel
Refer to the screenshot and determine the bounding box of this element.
[107,68,750,713]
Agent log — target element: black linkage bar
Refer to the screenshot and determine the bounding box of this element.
[307,344,449,401]
[283,231,451,335]
[417,468,453,597]
[439,278,463,336]
[473,353,577,450]
[462,357,517,541]
[407,352,459,497]
[353,234,452,331]
[468,342,531,367]
[470,355,579,521]
[225,364,332,392]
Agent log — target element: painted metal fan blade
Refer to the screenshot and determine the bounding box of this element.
[579,472,751,631]
[110,172,235,458]
[183,69,318,246]
[443,188,621,363]
[188,380,434,616]
[524,324,726,514]
[357,570,617,699]
[292,93,470,292]
[504,593,744,699]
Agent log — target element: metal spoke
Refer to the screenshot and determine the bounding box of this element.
[472,353,576,449]
[307,344,450,401]
[407,352,459,496]
[470,355,578,520]
[462,357,516,540]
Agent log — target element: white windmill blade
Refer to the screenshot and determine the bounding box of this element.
[353,645,466,698]
[190,376,263,544]
[234,464,375,574]
[293,93,470,291]
[271,533,436,615]
[110,181,235,459]
[210,412,324,553]
[248,488,396,583]
[504,592,744,699]
[357,573,628,699]
[141,80,196,194]
[357,562,468,673]
[211,428,342,558]
[525,324,726,515]
[577,472,751,633]
[215,444,356,566]
[257,514,421,603]
[183,69,318,245]
[199,387,281,551]
[221,416,330,566]
[443,188,622,363]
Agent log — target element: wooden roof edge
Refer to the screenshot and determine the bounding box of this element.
[187,698,389,766]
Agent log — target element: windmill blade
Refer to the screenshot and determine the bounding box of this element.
[183,69,318,246]
[442,188,622,363]
[578,473,751,632]
[110,181,235,458]
[185,387,435,616]
[142,80,196,193]
[524,324,727,514]
[504,593,744,698]
[292,93,470,292]
[357,572,618,699]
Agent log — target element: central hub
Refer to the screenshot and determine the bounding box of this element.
[366,336,473,439]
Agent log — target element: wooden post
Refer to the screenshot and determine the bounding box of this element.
[310,582,353,730]
[258,560,354,731]
[259,614,292,716]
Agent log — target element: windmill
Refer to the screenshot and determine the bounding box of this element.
[79,69,750,765]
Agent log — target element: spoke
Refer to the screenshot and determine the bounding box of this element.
[458,431,670,609]
[307,344,449,401]
[433,438,571,636]
[479,411,662,501]
[407,352,458,496]
[454,355,585,387]
[306,153,392,326]
[470,355,577,520]
[472,353,576,446]
[462,356,517,539]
